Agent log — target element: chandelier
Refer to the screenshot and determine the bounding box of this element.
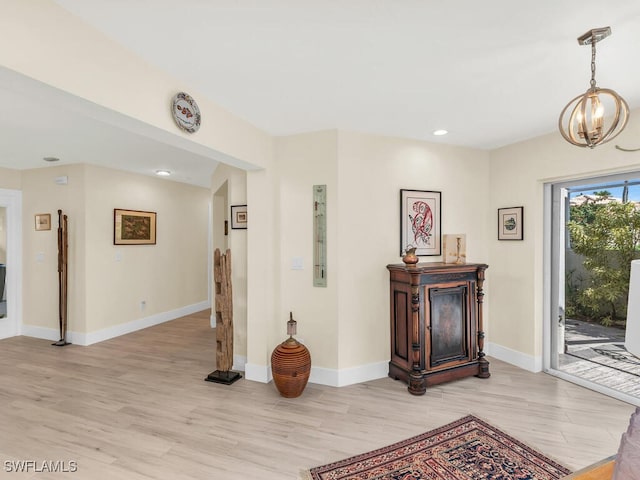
[558,27,629,148]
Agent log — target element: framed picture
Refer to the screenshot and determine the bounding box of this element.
[34,213,51,231]
[230,205,247,229]
[114,209,157,245]
[400,189,441,256]
[443,234,466,264]
[498,206,523,240]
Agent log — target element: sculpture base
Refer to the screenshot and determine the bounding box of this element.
[52,340,71,347]
[205,370,242,385]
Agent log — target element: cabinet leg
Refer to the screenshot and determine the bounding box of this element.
[477,356,491,379]
[476,329,491,378]
[408,372,426,395]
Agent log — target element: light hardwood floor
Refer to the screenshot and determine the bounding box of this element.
[0,310,635,479]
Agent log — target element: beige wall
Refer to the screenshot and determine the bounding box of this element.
[5,0,640,383]
[1,0,270,347]
[22,164,87,332]
[240,130,491,384]
[83,165,210,333]
[211,164,248,359]
[0,167,21,190]
[20,164,210,336]
[245,166,279,379]
[274,131,339,370]
[212,182,228,254]
[488,111,640,366]
[0,0,271,171]
[336,131,491,371]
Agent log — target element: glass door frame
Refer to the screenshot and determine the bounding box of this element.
[544,172,640,407]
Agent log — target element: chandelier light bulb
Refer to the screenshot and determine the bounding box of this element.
[575,93,604,140]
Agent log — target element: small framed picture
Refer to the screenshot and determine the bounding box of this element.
[231,205,247,229]
[443,234,466,264]
[35,213,51,231]
[114,208,157,245]
[498,206,523,240]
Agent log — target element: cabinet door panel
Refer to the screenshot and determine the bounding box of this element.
[427,285,469,368]
[390,284,412,371]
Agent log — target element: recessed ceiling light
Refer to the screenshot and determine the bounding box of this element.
[432,129,448,136]
[43,156,60,162]
[155,170,171,177]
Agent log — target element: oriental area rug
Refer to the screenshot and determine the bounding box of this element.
[305,415,571,480]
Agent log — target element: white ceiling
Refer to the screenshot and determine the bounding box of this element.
[3,1,640,186]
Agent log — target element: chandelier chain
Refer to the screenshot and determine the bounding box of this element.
[590,34,597,89]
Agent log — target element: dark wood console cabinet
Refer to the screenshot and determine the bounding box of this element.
[387,262,489,395]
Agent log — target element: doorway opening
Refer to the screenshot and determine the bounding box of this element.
[546,172,640,405]
[0,188,22,339]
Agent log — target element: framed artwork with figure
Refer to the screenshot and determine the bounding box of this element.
[400,189,441,256]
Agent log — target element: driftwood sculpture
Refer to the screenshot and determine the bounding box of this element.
[205,248,241,384]
[215,248,233,371]
[53,209,70,346]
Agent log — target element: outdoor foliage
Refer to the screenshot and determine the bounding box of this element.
[567,194,640,326]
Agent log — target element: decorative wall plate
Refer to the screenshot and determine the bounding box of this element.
[171,92,201,133]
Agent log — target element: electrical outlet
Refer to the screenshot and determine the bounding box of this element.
[140,300,146,311]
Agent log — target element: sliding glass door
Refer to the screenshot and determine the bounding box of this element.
[547,172,640,406]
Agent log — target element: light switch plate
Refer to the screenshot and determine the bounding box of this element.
[292,256,303,270]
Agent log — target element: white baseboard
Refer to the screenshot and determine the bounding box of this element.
[243,360,389,387]
[244,363,271,383]
[485,341,542,373]
[21,301,210,346]
[310,361,388,387]
[21,325,79,343]
[232,354,247,373]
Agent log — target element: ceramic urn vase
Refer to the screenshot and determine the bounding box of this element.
[271,313,311,398]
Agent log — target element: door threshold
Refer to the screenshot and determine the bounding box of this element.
[545,367,640,407]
